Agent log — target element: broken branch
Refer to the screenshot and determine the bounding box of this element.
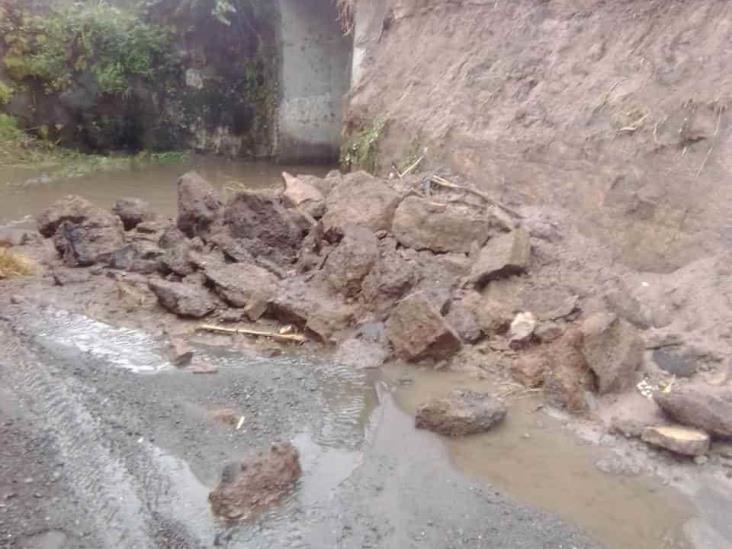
[429,175,523,219]
[197,324,307,343]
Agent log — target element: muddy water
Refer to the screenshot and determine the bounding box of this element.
[0,156,328,223]
[383,364,694,549]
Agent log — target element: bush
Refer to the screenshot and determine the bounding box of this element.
[1,1,175,95]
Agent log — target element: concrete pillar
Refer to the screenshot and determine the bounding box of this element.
[276,0,352,163]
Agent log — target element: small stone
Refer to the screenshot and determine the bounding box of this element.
[169,337,193,367]
[508,311,537,349]
[694,455,709,466]
[641,425,710,457]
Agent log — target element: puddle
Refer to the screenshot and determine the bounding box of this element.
[383,364,694,549]
[33,307,169,373]
[0,157,330,224]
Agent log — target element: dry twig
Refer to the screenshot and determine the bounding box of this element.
[197,324,307,343]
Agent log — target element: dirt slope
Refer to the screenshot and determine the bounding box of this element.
[348,0,732,274]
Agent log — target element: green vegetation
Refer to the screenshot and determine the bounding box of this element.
[341,118,386,173]
[1,1,174,95]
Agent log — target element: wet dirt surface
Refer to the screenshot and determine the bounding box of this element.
[0,303,597,548]
[1,161,730,548]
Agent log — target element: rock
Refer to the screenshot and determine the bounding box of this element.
[52,268,91,286]
[543,329,596,413]
[159,242,197,277]
[209,442,301,521]
[361,245,417,306]
[204,262,278,321]
[281,172,325,218]
[108,243,162,274]
[270,278,354,342]
[385,292,462,362]
[53,213,125,267]
[415,390,507,436]
[444,301,482,343]
[210,408,240,426]
[641,425,710,457]
[177,172,222,237]
[469,229,531,288]
[580,313,644,394]
[392,196,494,253]
[37,195,98,237]
[321,171,402,233]
[159,225,187,249]
[654,384,732,438]
[652,348,697,378]
[534,321,564,343]
[509,311,537,349]
[169,337,194,366]
[324,225,378,297]
[462,291,514,335]
[148,279,216,318]
[216,192,305,266]
[604,286,651,329]
[511,354,546,388]
[112,197,154,231]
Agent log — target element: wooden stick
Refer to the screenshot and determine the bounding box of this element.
[398,155,424,178]
[429,175,523,218]
[197,324,307,343]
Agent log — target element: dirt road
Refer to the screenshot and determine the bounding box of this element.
[0,302,598,549]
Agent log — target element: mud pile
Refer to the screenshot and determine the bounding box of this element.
[23,167,732,458]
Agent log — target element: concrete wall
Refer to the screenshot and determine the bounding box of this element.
[276,0,352,163]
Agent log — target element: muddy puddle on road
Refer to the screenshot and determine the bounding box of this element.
[0,156,328,224]
[382,364,694,549]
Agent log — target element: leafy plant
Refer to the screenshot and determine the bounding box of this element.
[341,118,386,173]
[0,82,14,105]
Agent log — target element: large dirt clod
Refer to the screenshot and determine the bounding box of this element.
[204,262,278,321]
[321,171,402,234]
[324,224,379,297]
[654,384,732,439]
[415,390,507,436]
[469,229,531,288]
[580,313,644,394]
[148,279,216,318]
[385,292,462,362]
[53,213,126,267]
[176,172,222,238]
[392,196,493,253]
[112,198,154,231]
[37,195,99,238]
[281,172,325,218]
[209,442,301,521]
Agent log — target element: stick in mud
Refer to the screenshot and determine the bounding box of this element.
[197,324,307,343]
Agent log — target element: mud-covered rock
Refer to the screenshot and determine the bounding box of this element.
[281,172,325,218]
[462,291,514,335]
[52,268,91,286]
[204,262,278,321]
[415,390,507,436]
[654,384,732,438]
[108,243,161,274]
[148,279,216,318]
[361,244,417,306]
[159,242,197,277]
[270,277,354,342]
[444,301,483,343]
[386,292,462,362]
[37,195,99,238]
[53,213,125,267]
[169,337,194,367]
[216,192,305,266]
[469,229,531,287]
[392,196,493,253]
[112,198,154,231]
[641,425,710,457]
[324,225,378,297]
[580,313,643,394]
[543,329,596,413]
[652,348,697,378]
[159,225,188,249]
[177,172,222,238]
[209,442,301,521]
[321,171,402,234]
